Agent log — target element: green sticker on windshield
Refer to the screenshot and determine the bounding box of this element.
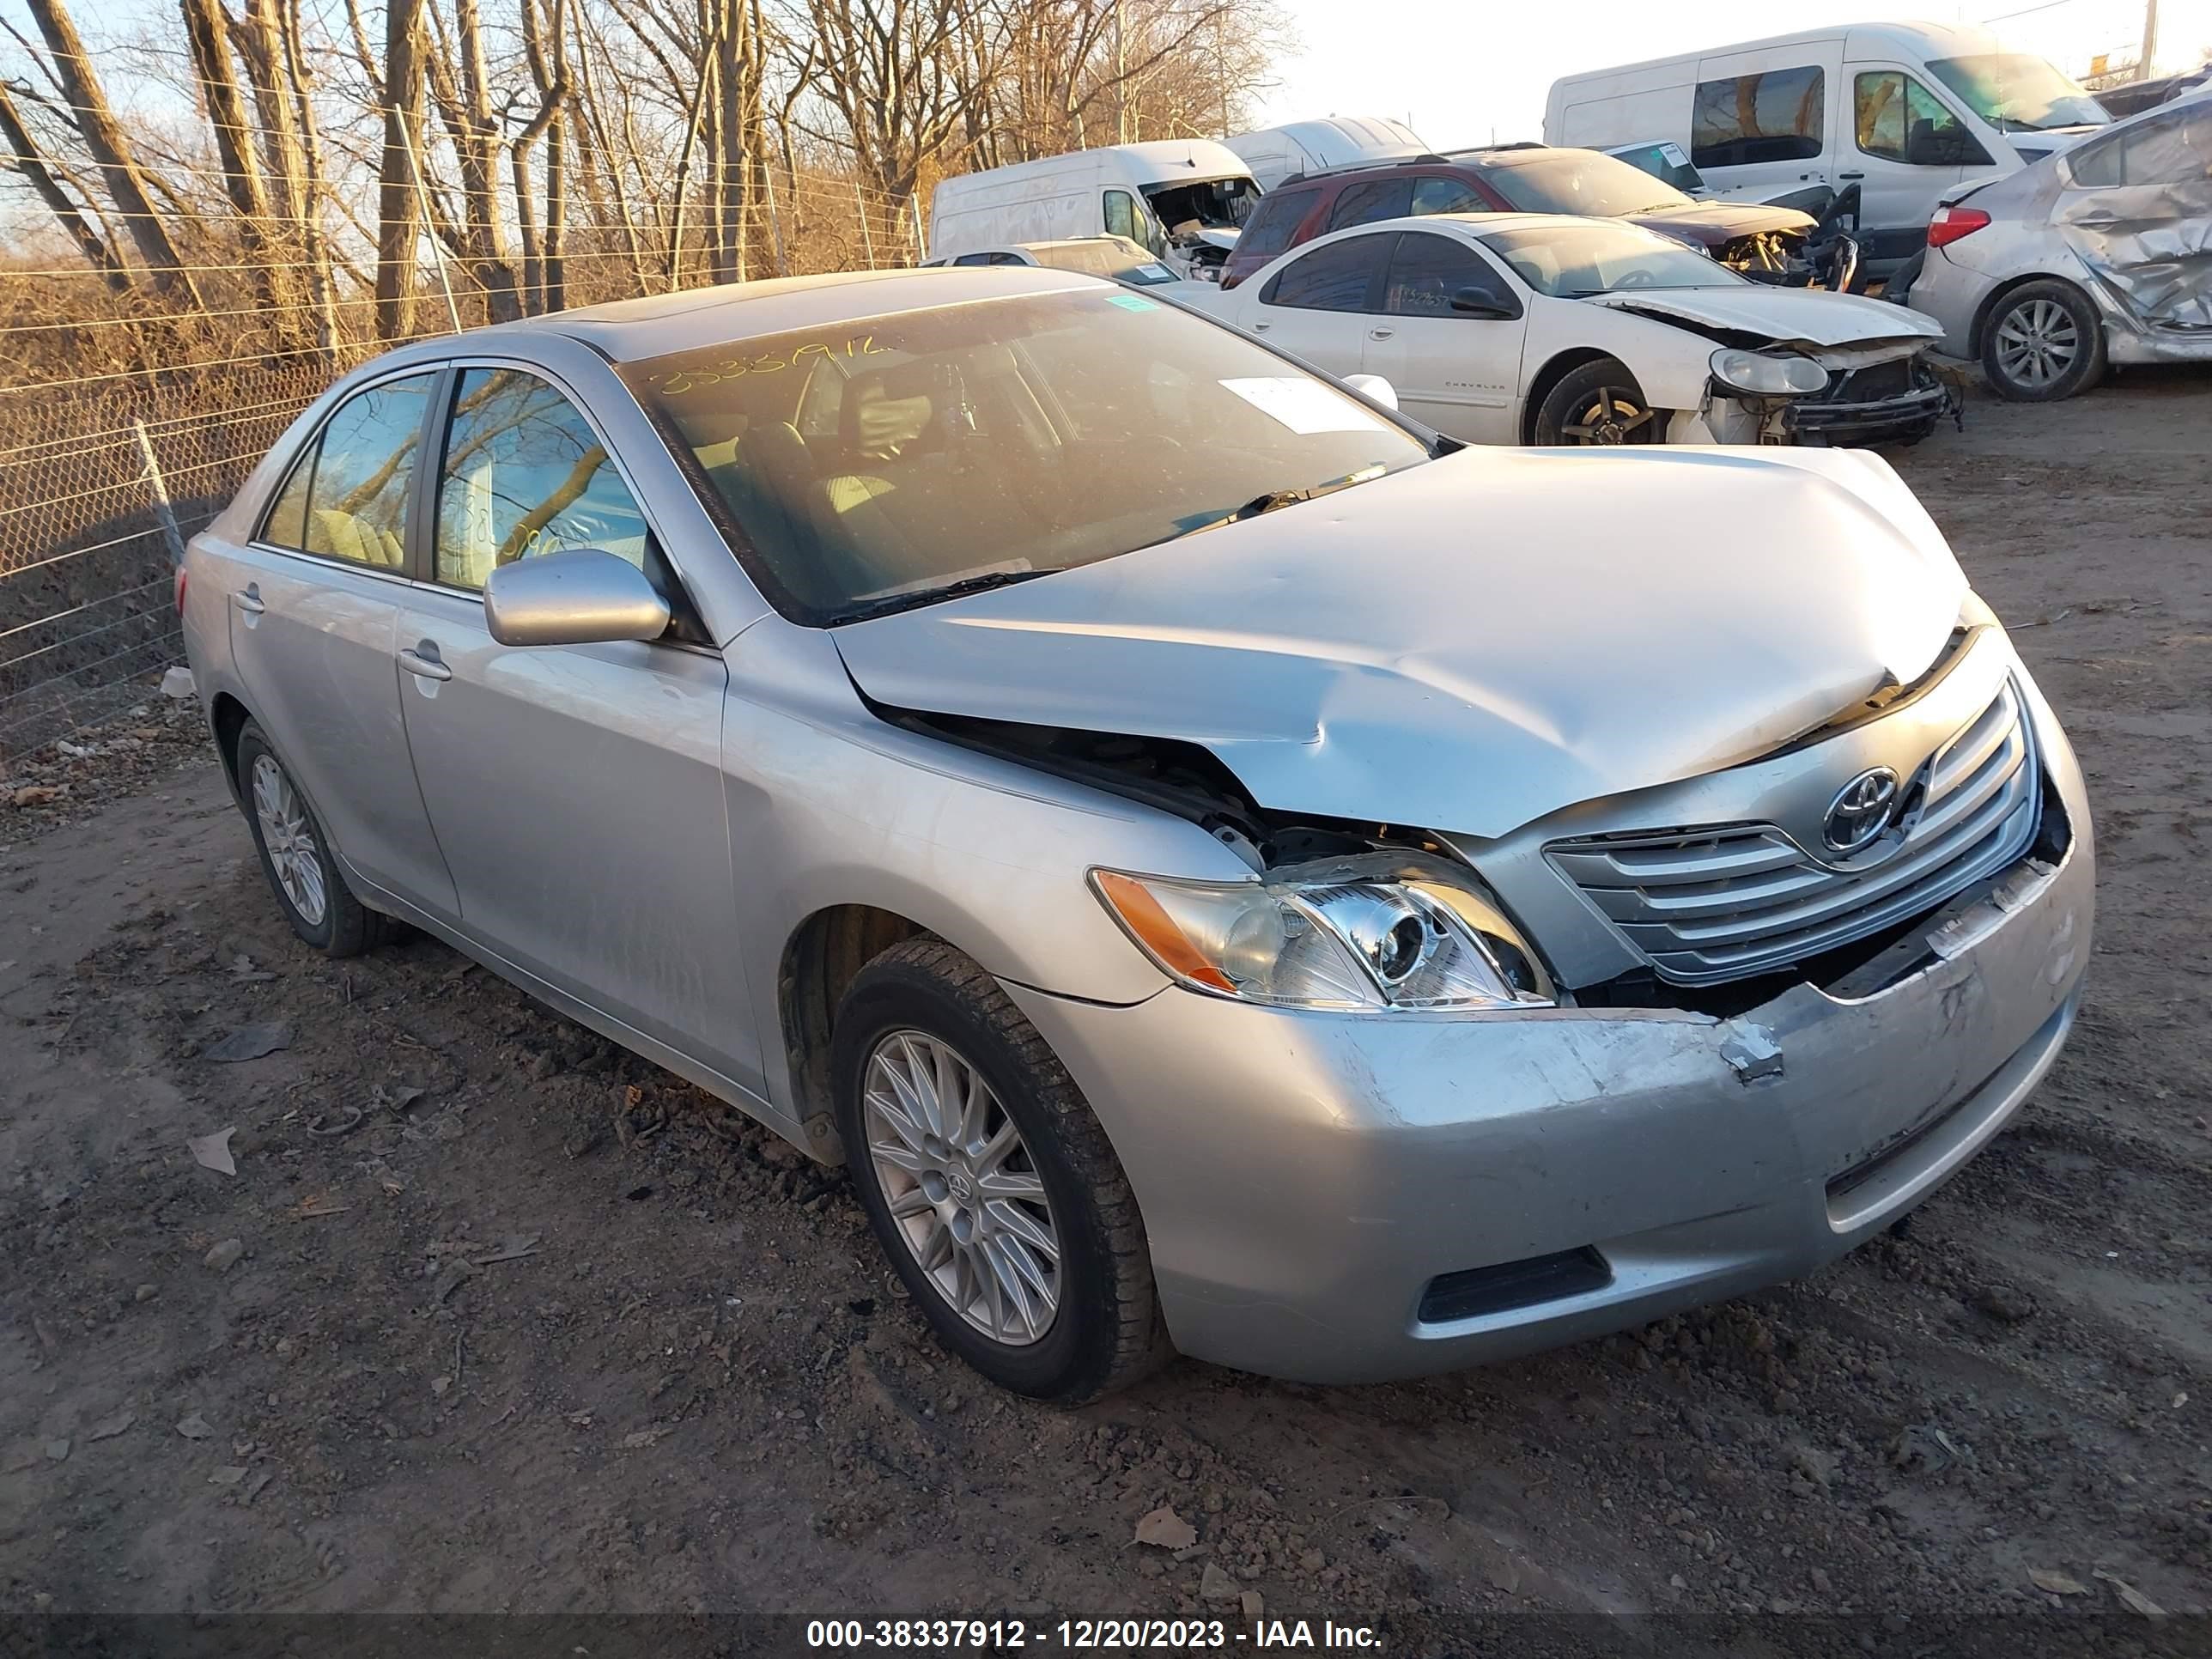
[1107,293,1160,311]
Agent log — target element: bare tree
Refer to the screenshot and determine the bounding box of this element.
[373,0,428,340]
[21,0,202,304]
[0,77,129,292]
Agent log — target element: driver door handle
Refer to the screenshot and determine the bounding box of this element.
[1837,170,1865,180]
[398,646,451,683]
[1369,326,1395,340]
[1251,319,1271,331]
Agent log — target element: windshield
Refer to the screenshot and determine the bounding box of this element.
[1927,53,2110,133]
[1480,150,1695,216]
[621,289,1426,623]
[1476,222,1739,298]
[1609,142,1706,194]
[1141,175,1259,231]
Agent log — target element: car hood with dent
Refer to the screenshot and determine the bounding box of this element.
[1627,200,1818,246]
[832,447,1971,842]
[1587,285,1946,348]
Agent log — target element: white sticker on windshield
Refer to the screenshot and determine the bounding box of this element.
[1218,377,1385,434]
[1660,142,1689,166]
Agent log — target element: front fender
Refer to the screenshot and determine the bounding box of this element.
[1522,295,1721,416]
[720,618,1242,1117]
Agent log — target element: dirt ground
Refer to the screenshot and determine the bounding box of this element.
[3,371,2209,1655]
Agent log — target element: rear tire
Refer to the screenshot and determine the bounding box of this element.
[234,720,395,957]
[831,938,1167,1404]
[1980,279,2104,402]
[1533,358,1668,446]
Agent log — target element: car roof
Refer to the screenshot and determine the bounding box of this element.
[459,265,1101,362]
[1333,211,1628,238]
[1447,145,1601,168]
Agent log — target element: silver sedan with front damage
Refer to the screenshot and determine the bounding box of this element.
[180,264,2093,1400]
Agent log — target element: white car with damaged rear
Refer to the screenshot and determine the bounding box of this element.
[180,264,2090,1401]
[1181,213,1955,447]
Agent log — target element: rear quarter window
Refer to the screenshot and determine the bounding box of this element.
[1238,187,1318,258]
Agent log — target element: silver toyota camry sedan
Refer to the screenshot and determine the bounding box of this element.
[180,265,2093,1401]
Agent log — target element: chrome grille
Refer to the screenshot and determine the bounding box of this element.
[1546,680,2040,986]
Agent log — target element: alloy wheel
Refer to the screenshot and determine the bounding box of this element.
[860,1029,1060,1346]
[251,752,327,927]
[1994,297,2079,391]
[1563,387,1659,444]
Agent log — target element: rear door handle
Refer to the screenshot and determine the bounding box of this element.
[1251,319,1271,331]
[398,646,451,683]
[1368,326,1395,340]
[1837,170,1865,180]
[231,584,264,616]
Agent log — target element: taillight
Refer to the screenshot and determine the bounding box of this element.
[1927,206,1990,249]
[173,562,188,617]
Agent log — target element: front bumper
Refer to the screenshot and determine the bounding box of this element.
[1008,698,2093,1386]
[1784,361,1958,444]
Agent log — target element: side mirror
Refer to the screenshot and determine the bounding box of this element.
[1449,286,1516,319]
[1343,373,1399,410]
[483,548,671,647]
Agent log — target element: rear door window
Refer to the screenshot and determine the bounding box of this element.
[259,374,434,569]
[1326,177,1414,230]
[1261,233,1393,310]
[1692,65,1826,167]
[2069,108,2210,186]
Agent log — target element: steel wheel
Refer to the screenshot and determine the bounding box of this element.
[1994,297,2078,391]
[1561,386,1660,445]
[860,1029,1060,1346]
[251,751,327,927]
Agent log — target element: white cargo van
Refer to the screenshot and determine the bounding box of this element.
[927,141,1261,280]
[1545,21,2110,274]
[1224,116,1429,191]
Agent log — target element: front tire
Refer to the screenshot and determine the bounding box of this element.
[234,720,392,957]
[1533,358,1668,445]
[831,939,1165,1403]
[1981,279,2104,402]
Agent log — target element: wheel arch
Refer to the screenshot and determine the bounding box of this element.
[1520,347,1632,444]
[778,902,935,1163]
[1968,270,2089,357]
[209,691,253,799]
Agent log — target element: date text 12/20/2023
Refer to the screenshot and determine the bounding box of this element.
[805,1617,1386,1650]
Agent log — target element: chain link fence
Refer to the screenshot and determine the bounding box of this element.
[0,157,929,771]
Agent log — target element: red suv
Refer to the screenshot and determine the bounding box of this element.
[1221,146,1818,291]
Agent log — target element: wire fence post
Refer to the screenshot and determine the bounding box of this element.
[854,180,876,269]
[132,420,185,569]
[909,195,926,264]
[398,104,464,334]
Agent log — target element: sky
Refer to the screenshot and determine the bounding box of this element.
[1255,0,2212,149]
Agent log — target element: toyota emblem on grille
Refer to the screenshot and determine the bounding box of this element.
[1824,767,1902,854]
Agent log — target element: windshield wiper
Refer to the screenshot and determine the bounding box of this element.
[1218,465,1389,526]
[830,566,1062,625]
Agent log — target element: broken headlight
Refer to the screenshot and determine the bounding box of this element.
[1710,349,1828,397]
[1091,861,1554,1012]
